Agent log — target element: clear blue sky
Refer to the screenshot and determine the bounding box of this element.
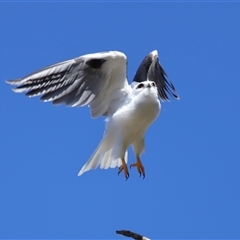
[1,2,240,239]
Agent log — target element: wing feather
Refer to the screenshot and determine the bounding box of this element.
[6,51,130,118]
[132,50,179,101]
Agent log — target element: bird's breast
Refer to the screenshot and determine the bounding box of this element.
[116,91,160,131]
[132,92,160,126]
[107,90,160,145]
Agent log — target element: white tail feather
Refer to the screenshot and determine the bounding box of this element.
[100,150,128,169]
[78,138,128,176]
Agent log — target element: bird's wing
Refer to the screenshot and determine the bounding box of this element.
[132,50,179,101]
[6,51,130,118]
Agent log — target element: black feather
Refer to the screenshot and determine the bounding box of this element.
[132,55,152,83]
[86,58,106,69]
[133,52,179,101]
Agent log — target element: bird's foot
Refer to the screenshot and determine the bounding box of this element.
[118,158,129,180]
[130,157,145,179]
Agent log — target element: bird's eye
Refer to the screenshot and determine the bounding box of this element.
[137,83,144,89]
[152,82,156,87]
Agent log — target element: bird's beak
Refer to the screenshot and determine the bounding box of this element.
[147,83,151,88]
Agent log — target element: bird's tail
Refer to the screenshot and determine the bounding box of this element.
[78,137,128,176]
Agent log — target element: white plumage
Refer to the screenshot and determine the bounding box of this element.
[6,50,179,179]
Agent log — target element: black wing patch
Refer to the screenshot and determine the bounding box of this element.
[86,58,106,69]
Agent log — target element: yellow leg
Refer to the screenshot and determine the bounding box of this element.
[130,157,145,179]
[118,158,129,180]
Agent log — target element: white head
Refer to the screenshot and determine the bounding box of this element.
[131,80,158,97]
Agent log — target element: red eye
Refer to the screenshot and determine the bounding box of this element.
[137,83,144,89]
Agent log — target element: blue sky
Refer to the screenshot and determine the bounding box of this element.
[1,2,240,239]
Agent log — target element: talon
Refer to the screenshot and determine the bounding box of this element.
[130,157,145,179]
[118,158,129,180]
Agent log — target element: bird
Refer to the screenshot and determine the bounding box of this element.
[6,50,179,179]
[116,229,150,240]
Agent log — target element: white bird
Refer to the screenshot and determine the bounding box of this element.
[6,50,179,179]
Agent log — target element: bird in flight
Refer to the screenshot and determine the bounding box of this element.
[6,50,179,179]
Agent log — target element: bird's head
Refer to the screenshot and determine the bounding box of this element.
[132,80,158,97]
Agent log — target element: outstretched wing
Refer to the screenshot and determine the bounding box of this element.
[132,50,179,101]
[6,51,130,118]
